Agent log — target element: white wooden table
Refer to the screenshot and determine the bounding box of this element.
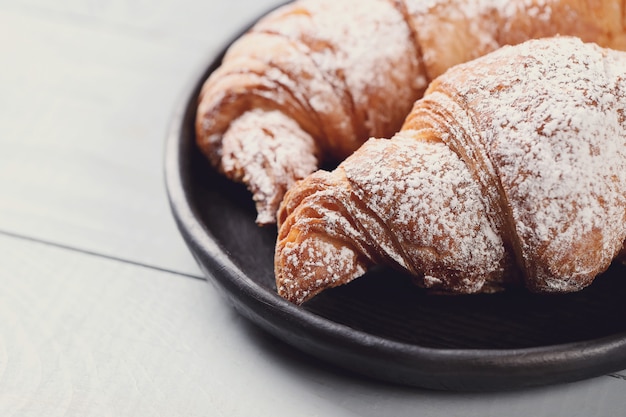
[2,0,626,415]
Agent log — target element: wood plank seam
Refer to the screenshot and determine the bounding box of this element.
[0,229,205,281]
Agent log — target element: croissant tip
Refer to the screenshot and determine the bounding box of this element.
[255,212,277,226]
[275,232,370,304]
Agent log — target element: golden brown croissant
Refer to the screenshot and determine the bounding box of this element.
[196,0,626,225]
[275,37,626,305]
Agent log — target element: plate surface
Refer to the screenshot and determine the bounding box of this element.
[165,11,626,391]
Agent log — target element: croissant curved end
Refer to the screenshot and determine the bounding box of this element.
[275,170,373,304]
[219,109,320,225]
[275,231,368,305]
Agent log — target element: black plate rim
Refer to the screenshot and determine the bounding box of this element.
[163,7,626,391]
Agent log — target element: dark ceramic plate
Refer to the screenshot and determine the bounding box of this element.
[164,9,626,391]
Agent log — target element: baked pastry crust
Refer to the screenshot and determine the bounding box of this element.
[196,0,626,224]
[275,37,626,304]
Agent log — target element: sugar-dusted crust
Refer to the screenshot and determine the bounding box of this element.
[197,0,423,224]
[196,0,626,224]
[275,37,626,304]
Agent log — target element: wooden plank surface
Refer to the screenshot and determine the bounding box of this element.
[0,0,277,276]
[1,234,626,417]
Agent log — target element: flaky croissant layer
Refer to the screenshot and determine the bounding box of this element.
[196,0,626,224]
[275,37,626,305]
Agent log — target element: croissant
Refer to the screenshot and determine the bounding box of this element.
[196,0,626,225]
[274,37,626,305]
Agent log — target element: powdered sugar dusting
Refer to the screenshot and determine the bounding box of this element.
[276,132,510,303]
[277,234,367,304]
[257,0,424,143]
[304,0,422,136]
[275,174,373,303]
[275,37,626,303]
[341,135,506,292]
[198,0,626,227]
[221,109,318,225]
[431,37,626,290]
